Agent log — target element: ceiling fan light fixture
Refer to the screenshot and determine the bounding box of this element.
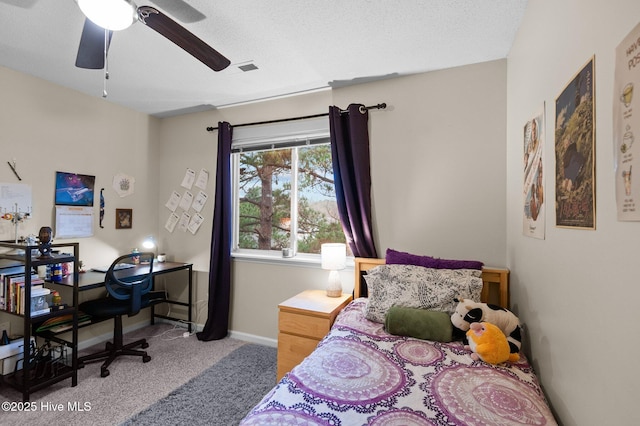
[77,0,137,31]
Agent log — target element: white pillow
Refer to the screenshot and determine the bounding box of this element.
[363,264,483,323]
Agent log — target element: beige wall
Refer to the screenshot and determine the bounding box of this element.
[157,60,508,344]
[507,1,640,425]
[0,65,161,343]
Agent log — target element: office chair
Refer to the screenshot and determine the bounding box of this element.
[78,252,166,378]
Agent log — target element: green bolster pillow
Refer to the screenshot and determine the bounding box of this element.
[385,306,453,342]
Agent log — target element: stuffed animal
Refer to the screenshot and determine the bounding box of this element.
[451,297,522,356]
[466,322,520,364]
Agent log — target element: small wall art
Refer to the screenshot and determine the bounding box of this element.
[115,208,132,229]
[523,106,546,239]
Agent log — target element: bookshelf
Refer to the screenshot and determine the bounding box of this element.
[0,241,79,401]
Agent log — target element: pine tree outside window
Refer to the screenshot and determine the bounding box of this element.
[231,117,347,259]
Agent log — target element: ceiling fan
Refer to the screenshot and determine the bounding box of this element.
[74,0,230,73]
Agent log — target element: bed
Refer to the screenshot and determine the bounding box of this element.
[241,257,557,425]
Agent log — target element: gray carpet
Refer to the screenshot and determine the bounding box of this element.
[121,343,276,425]
[0,324,268,426]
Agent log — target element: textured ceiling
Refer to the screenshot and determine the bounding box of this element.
[0,0,527,117]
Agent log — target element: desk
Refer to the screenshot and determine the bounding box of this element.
[55,261,193,332]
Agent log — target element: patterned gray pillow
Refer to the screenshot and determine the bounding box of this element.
[363,264,483,323]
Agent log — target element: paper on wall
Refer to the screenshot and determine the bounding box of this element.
[164,212,179,233]
[188,213,204,234]
[165,191,181,211]
[179,190,193,211]
[195,168,209,190]
[614,22,640,220]
[181,168,195,189]
[178,211,191,232]
[113,173,135,197]
[0,183,32,214]
[55,206,94,238]
[192,191,208,213]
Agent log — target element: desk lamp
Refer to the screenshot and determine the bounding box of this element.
[142,235,157,259]
[142,235,155,250]
[321,243,346,298]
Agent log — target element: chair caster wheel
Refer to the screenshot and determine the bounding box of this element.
[143,355,151,363]
[142,342,149,349]
[101,368,110,377]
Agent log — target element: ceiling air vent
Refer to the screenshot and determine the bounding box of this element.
[238,63,258,72]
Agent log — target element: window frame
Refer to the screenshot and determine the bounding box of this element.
[230,117,340,263]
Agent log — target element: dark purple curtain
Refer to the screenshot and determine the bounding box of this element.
[329,104,378,258]
[197,122,232,341]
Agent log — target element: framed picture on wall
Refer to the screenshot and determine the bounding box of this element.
[54,171,95,207]
[523,106,546,239]
[116,208,133,229]
[554,56,596,230]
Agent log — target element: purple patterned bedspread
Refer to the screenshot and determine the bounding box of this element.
[241,298,557,425]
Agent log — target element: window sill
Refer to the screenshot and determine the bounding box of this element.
[231,250,354,270]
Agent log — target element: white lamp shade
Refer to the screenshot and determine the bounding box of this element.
[142,235,156,249]
[77,0,137,31]
[321,243,346,270]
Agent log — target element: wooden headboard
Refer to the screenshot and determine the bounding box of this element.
[354,257,510,308]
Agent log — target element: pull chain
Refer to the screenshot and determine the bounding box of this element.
[103,28,109,98]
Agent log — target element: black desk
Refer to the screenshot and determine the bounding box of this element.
[55,261,194,332]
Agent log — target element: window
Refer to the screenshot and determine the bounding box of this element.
[231,117,346,258]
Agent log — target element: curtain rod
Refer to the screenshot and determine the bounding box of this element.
[205,103,386,132]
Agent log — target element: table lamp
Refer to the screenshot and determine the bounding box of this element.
[142,235,156,250]
[321,243,346,297]
[142,235,159,259]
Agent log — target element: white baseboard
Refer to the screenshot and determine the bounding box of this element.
[229,330,277,348]
[157,318,277,348]
[80,318,277,350]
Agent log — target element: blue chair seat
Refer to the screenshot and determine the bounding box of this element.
[80,291,166,318]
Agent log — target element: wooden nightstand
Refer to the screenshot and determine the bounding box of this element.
[277,289,352,381]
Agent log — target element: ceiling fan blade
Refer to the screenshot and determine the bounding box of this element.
[76,18,112,69]
[137,6,230,72]
[0,0,39,8]
[150,0,206,23]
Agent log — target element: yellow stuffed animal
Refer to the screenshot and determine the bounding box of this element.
[466,322,520,364]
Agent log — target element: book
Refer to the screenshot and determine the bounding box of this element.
[5,273,25,313]
[46,319,91,333]
[2,272,45,314]
[0,264,25,310]
[35,312,92,333]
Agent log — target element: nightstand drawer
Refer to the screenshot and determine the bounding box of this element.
[277,332,320,378]
[276,290,352,381]
[279,311,331,339]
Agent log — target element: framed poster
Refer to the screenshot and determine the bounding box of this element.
[116,208,132,229]
[613,22,640,220]
[55,171,95,207]
[523,107,546,239]
[555,57,596,229]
